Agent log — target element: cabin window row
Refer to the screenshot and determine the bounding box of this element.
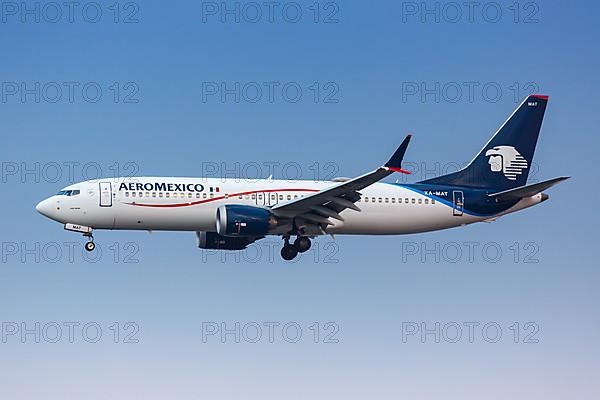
[237,193,304,200]
[121,192,307,200]
[124,192,215,199]
[359,197,435,205]
[121,192,434,205]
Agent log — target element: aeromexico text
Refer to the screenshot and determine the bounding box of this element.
[119,182,207,192]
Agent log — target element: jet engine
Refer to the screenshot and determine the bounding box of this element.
[197,231,254,250]
[216,205,277,237]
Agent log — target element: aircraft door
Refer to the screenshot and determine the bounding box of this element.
[266,192,278,206]
[99,182,113,207]
[452,190,464,216]
[256,192,266,206]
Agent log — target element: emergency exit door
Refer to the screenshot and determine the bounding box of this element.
[99,182,112,207]
[452,190,464,216]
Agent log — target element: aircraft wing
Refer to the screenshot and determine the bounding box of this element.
[270,135,412,227]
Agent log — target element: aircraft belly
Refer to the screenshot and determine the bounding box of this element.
[328,204,481,235]
[113,203,216,231]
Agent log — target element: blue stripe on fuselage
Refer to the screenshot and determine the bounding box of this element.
[385,182,519,217]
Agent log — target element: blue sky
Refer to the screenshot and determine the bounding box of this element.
[1,1,599,399]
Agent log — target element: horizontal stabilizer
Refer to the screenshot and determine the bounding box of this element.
[487,176,570,202]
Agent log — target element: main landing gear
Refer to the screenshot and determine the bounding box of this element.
[280,236,312,261]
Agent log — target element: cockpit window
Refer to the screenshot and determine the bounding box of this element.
[57,189,81,196]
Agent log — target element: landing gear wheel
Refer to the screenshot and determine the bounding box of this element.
[294,236,311,253]
[84,241,96,252]
[281,244,298,261]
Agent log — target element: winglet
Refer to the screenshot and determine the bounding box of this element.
[384,134,412,174]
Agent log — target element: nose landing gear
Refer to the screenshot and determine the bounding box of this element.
[83,232,95,252]
[84,240,96,252]
[64,223,96,252]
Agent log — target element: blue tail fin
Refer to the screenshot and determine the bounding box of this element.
[420,94,549,190]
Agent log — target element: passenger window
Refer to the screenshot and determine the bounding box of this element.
[125,192,129,197]
[210,193,214,198]
[364,197,369,202]
[411,198,415,204]
[188,193,192,198]
[196,193,200,198]
[138,192,143,197]
[385,198,389,203]
[418,199,422,204]
[159,193,163,198]
[131,192,136,197]
[371,197,376,202]
[251,194,256,199]
[166,193,170,198]
[425,199,429,204]
[238,195,243,199]
[152,192,156,197]
[287,195,291,200]
[391,198,395,203]
[145,192,149,197]
[432,199,436,204]
[279,195,283,200]
[378,198,382,203]
[245,195,250,200]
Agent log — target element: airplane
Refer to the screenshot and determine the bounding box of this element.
[36,94,568,261]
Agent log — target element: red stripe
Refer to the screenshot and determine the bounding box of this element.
[388,167,412,174]
[125,188,319,208]
[530,94,549,100]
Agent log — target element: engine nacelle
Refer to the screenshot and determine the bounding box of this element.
[216,204,277,237]
[197,231,253,250]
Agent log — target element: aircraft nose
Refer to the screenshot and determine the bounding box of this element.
[36,198,55,219]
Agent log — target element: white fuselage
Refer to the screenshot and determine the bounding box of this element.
[35,177,543,235]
